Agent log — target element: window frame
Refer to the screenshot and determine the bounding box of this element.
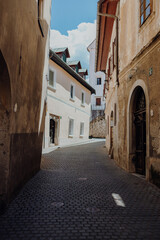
[49,67,56,90]
[80,122,85,137]
[140,0,152,26]
[70,83,75,101]
[96,97,101,106]
[97,78,102,85]
[81,91,85,106]
[68,118,74,137]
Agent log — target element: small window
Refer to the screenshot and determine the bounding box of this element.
[80,122,84,137]
[81,91,85,105]
[49,70,56,89]
[69,119,74,136]
[97,78,101,85]
[70,84,75,100]
[140,0,151,26]
[96,98,101,106]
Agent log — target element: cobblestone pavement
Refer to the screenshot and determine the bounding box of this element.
[0,142,160,240]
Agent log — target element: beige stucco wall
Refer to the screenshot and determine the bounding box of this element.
[103,0,160,186]
[0,0,51,206]
[44,59,91,147]
[119,0,160,71]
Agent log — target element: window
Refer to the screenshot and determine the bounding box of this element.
[81,91,85,105]
[140,0,151,25]
[97,78,101,85]
[49,69,56,89]
[69,119,74,136]
[70,84,75,100]
[96,98,101,106]
[80,122,84,137]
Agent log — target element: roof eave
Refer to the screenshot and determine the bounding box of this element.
[49,50,95,94]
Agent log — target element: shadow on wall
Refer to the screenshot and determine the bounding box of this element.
[0,50,11,213]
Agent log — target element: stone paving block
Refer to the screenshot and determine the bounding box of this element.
[0,142,160,239]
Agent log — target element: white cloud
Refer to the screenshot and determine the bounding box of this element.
[50,21,96,70]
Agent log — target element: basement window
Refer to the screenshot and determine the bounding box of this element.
[140,0,152,26]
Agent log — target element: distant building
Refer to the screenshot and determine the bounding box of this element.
[87,39,106,138]
[43,48,95,148]
[67,60,82,73]
[0,0,51,211]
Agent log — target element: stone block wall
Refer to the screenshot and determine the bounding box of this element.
[90,115,106,138]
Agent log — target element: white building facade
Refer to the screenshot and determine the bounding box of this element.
[43,50,95,148]
[87,39,106,120]
[87,39,106,138]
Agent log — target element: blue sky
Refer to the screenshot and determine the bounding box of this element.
[50,0,98,72]
[51,0,98,35]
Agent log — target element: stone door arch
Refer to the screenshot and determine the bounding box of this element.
[128,84,148,175]
[0,51,11,205]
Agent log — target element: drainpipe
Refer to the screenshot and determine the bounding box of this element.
[98,12,119,86]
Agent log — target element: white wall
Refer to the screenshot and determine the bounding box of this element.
[87,39,105,111]
[44,59,91,148]
[39,0,52,133]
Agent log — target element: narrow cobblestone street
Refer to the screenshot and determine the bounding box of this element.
[0,142,160,240]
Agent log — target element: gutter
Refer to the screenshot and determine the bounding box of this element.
[50,50,96,94]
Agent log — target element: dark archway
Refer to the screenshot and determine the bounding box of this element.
[132,87,146,175]
[0,51,11,206]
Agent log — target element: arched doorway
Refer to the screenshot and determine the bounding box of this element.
[0,51,11,204]
[132,87,146,175]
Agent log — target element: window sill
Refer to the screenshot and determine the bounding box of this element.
[81,104,85,108]
[48,85,56,92]
[70,98,75,102]
[68,135,74,138]
[139,11,155,33]
[80,135,84,138]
